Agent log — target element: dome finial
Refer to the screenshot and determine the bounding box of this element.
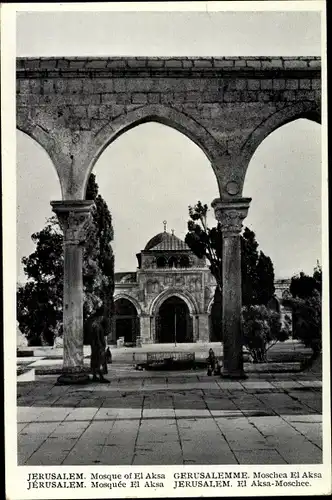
[163,220,167,232]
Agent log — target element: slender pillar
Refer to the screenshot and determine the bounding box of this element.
[212,197,251,379]
[151,316,157,343]
[192,315,199,342]
[51,200,94,384]
[108,316,117,345]
[197,314,210,343]
[139,315,151,344]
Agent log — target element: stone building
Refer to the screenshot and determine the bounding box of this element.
[110,226,292,346]
[110,227,217,346]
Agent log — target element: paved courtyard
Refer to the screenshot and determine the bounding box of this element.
[17,364,322,466]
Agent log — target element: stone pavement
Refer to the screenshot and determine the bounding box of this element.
[17,366,322,466]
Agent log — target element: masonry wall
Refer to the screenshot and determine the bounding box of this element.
[17,57,321,140]
[16,57,321,200]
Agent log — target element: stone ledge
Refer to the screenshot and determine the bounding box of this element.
[16,57,321,79]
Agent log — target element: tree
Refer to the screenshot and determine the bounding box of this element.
[185,201,223,290]
[290,262,322,300]
[242,305,290,363]
[285,263,322,356]
[17,173,114,346]
[84,175,115,339]
[17,218,64,345]
[241,228,275,306]
[185,201,275,306]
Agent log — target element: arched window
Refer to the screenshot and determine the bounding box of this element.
[179,255,190,268]
[156,256,167,268]
[168,256,178,268]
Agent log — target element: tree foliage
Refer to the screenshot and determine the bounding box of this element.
[17,218,64,345]
[185,201,275,305]
[242,305,290,363]
[286,263,322,355]
[185,201,223,288]
[84,175,115,337]
[185,202,275,343]
[290,263,322,300]
[17,174,114,346]
[241,229,275,306]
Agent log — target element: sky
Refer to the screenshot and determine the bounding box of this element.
[15,6,323,283]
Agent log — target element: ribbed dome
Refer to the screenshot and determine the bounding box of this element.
[144,231,189,251]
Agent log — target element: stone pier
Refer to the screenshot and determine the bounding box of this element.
[197,314,210,343]
[51,200,94,384]
[212,198,251,379]
[139,315,152,344]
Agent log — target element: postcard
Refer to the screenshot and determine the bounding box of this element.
[2,1,330,498]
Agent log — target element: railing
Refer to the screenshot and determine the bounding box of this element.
[146,351,195,364]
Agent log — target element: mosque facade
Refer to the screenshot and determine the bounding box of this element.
[108,227,291,346]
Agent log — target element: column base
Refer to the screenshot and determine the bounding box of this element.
[56,371,90,385]
[220,370,247,380]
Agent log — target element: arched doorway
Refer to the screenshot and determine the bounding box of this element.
[114,298,139,345]
[156,296,193,344]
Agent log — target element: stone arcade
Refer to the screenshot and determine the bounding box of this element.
[16,56,321,381]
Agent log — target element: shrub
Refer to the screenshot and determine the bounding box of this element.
[242,305,290,363]
[287,290,322,355]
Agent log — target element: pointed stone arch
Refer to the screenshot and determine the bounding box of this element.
[83,104,224,197]
[114,293,143,316]
[239,101,321,191]
[16,118,65,198]
[149,288,199,317]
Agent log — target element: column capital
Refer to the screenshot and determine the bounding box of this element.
[211,197,251,234]
[51,200,95,245]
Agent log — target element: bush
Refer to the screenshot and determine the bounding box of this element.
[242,305,290,363]
[285,266,322,357]
[287,290,322,355]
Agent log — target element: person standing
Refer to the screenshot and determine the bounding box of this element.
[86,308,110,383]
[207,348,216,376]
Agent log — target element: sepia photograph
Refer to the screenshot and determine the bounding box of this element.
[2,1,330,498]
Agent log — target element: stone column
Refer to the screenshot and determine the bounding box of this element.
[212,197,251,379]
[150,316,157,343]
[140,315,151,344]
[51,200,94,384]
[197,314,210,343]
[192,315,199,342]
[108,316,117,345]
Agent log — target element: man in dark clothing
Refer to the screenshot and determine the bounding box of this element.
[207,348,216,376]
[86,309,110,383]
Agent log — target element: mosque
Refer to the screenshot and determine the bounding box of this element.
[108,223,292,346]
